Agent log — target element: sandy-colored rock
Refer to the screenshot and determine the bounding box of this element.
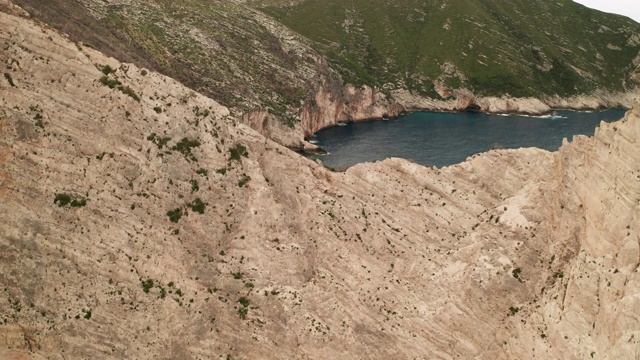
[393,87,636,116]
[1,7,639,360]
[477,96,552,114]
[241,109,305,149]
[544,91,638,110]
[300,81,403,136]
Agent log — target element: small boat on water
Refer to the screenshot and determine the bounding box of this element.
[337,122,347,126]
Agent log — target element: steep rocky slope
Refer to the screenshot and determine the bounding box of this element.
[11,0,316,115]
[8,0,398,146]
[257,0,640,131]
[258,0,640,97]
[1,7,639,359]
[10,0,640,146]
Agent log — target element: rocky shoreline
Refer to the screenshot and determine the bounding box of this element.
[272,85,637,153]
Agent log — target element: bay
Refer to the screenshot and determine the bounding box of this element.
[306,109,626,170]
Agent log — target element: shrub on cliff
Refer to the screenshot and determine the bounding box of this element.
[54,193,87,207]
[228,143,248,161]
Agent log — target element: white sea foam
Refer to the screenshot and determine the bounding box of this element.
[494,113,567,119]
[519,114,568,120]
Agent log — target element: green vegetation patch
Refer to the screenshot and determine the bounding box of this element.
[119,86,140,101]
[34,113,44,128]
[172,137,201,162]
[54,193,87,207]
[147,133,172,149]
[228,143,248,161]
[259,0,640,97]
[193,106,210,118]
[187,198,207,214]
[141,279,154,293]
[4,73,16,87]
[99,75,140,101]
[101,64,115,75]
[166,208,183,223]
[512,267,523,283]
[238,174,251,188]
[190,179,199,193]
[238,297,250,308]
[237,297,250,319]
[238,307,248,319]
[99,75,121,89]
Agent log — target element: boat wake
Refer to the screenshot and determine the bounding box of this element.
[496,113,568,120]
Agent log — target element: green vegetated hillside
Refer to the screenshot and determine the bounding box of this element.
[12,0,327,124]
[255,0,640,97]
[12,0,640,127]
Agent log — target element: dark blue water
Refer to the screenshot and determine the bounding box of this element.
[307,109,626,169]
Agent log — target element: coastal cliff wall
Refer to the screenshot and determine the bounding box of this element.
[241,109,305,149]
[1,6,639,359]
[247,83,636,149]
[241,79,403,148]
[299,80,403,136]
[393,87,637,115]
[498,104,640,359]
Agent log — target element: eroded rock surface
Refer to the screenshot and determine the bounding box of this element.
[1,9,639,360]
[393,87,636,116]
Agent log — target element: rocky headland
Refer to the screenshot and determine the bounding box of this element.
[1,5,639,360]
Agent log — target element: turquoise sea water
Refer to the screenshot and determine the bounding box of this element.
[306,109,626,169]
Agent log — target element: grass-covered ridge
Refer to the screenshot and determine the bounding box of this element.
[13,0,321,122]
[255,0,640,97]
[12,0,640,130]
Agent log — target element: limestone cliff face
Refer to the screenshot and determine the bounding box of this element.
[263,86,635,146]
[543,91,638,111]
[393,87,636,115]
[300,80,403,137]
[240,79,403,146]
[502,108,640,359]
[250,83,634,147]
[1,7,639,360]
[241,109,305,149]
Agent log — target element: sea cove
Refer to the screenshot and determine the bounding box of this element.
[307,109,627,169]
